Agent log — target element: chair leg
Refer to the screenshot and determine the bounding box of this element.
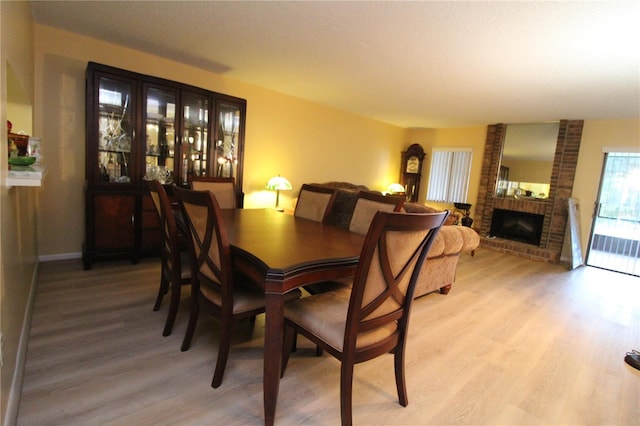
[153,272,169,311]
[180,292,199,351]
[340,362,355,426]
[162,279,182,337]
[281,324,296,377]
[211,318,233,388]
[394,346,408,407]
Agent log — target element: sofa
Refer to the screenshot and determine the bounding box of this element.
[310,182,480,298]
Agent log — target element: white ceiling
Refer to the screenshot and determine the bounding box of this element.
[30,1,639,129]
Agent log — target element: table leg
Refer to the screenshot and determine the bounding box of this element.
[264,289,284,426]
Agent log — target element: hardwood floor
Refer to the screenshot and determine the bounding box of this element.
[18,248,640,425]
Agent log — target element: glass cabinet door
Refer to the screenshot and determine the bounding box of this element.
[181,92,209,183]
[144,85,177,183]
[214,102,242,179]
[97,77,133,183]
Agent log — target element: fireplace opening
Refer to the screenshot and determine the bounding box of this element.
[490,209,544,246]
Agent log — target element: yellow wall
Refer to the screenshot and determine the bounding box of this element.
[1,1,38,424]
[33,24,409,258]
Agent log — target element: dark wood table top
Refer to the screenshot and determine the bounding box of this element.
[220,208,365,292]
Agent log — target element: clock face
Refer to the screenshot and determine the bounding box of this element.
[406,156,420,173]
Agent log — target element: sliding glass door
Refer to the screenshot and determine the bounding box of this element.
[586,152,640,276]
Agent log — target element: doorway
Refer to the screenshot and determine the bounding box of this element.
[586,152,640,276]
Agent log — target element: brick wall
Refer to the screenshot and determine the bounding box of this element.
[476,120,583,262]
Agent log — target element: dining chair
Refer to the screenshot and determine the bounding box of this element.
[305,191,404,296]
[189,176,241,209]
[348,191,405,235]
[173,185,301,388]
[294,184,337,222]
[281,210,449,426]
[148,179,192,337]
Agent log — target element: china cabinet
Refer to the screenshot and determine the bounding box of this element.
[83,62,246,269]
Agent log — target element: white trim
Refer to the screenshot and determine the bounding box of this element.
[38,252,82,262]
[4,263,39,426]
[602,146,640,153]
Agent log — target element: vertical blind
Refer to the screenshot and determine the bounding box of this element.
[426,149,473,203]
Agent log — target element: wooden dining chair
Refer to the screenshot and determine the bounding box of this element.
[294,184,337,222]
[189,176,242,209]
[281,210,449,426]
[348,191,405,235]
[149,179,192,337]
[173,185,301,388]
[305,191,404,296]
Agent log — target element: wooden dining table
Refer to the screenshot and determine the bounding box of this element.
[218,208,365,425]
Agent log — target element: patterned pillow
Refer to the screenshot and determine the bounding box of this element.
[324,189,360,230]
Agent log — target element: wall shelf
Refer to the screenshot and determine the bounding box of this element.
[6,164,47,187]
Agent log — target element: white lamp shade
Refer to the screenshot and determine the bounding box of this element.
[387,183,405,194]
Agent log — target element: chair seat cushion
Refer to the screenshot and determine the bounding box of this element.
[285,289,396,352]
[200,280,301,314]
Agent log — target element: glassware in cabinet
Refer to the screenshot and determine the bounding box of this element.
[181,92,209,183]
[97,77,133,183]
[144,85,177,183]
[214,102,242,179]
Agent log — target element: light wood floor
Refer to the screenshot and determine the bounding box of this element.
[18,248,640,425]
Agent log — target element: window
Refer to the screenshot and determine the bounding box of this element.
[426,148,473,203]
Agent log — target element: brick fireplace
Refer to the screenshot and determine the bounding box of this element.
[475,121,583,262]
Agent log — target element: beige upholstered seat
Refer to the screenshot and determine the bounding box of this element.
[294,184,337,222]
[173,185,300,388]
[148,179,192,337]
[189,176,239,209]
[282,210,449,426]
[348,191,404,235]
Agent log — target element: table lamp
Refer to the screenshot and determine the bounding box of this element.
[266,175,292,211]
[387,183,405,195]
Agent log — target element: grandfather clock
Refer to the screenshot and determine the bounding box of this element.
[400,143,425,202]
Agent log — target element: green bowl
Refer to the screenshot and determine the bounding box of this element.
[8,156,36,166]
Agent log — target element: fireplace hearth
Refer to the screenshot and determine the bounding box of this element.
[490,209,544,246]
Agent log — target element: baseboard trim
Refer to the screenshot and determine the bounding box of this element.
[38,252,82,262]
[4,262,39,426]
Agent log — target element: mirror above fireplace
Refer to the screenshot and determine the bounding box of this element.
[497,122,559,199]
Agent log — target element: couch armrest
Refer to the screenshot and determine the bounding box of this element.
[403,202,459,225]
[427,225,479,259]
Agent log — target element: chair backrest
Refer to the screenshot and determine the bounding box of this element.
[189,176,239,209]
[348,191,405,235]
[294,184,337,222]
[149,180,182,267]
[345,210,448,356]
[173,185,235,308]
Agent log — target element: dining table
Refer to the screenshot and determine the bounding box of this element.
[218,208,365,425]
